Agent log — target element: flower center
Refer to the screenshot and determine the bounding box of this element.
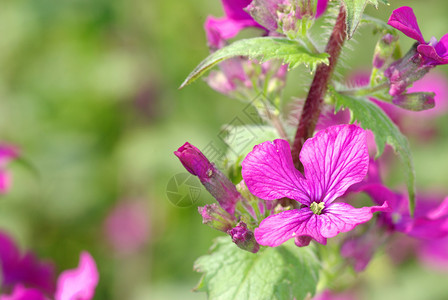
[310,202,325,215]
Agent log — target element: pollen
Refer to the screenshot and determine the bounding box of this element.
[310,202,325,215]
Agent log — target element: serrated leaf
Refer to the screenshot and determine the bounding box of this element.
[194,237,320,300]
[330,90,416,214]
[342,0,389,39]
[180,37,329,88]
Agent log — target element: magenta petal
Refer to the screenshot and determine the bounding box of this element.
[0,285,46,300]
[254,208,326,247]
[55,252,99,300]
[315,0,329,19]
[0,145,19,166]
[435,33,448,57]
[427,197,448,220]
[387,6,425,44]
[242,139,309,204]
[300,125,369,204]
[417,44,448,65]
[0,170,11,194]
[222,0,254,21]
[204,16,261,48]
[320,202,389,238]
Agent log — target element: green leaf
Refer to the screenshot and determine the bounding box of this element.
[361,14,397,34]
[180,37,329,88]
[342,0,389,39]
[330,90,416,214]
[194,237,320,300]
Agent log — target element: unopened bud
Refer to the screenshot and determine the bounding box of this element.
[199,204,236,232]
[228,222,260,253]
[392,92,435,111]
[372,33,399,69]
[175,142,243,214]
[384,44,434,96]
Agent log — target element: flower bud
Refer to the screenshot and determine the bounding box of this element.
[372,33,399,69]
[392,92,435,111]
[175,142,242,214]
[384,44,434,96]
[228,222,260,253]
[199,204,236,232]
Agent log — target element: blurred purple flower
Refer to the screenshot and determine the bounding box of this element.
[242,125,388,247]
[205,0,264,49]
[0,144,19,194]
[388,6,448,66]
[417,236,448,271]
[352,165,448,240]
[104,200,150,255]
[0,285,46,300]
[0,231,55,295]
[1,252,99,300]
[55,252,99,300]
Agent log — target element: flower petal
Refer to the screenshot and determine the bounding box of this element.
[315,0,329,19]
[222,0,254,21]
[254,208,326,247]
[0,285,46,300]
[204,15,262,49]
[417,44,448,65]
[0,145,19,167]
[300,124,369,204]
[320,202,389,238]
[55,252,99,300]
[242,139,309,204]
[387,6,425,44]
[0,171,11,194]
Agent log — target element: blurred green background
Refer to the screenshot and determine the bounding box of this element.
[0,0,448,299]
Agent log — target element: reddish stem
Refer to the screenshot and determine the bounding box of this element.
[291,6,347,170]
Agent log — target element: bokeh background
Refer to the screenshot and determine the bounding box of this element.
[1,0,448,299]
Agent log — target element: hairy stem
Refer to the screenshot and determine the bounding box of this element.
[291,6,347,170]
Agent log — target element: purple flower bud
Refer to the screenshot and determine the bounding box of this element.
[228,222,260,253]
[199,204,236,232]
[174,142,212,181]
[392,92,435,111]
[175,142,242,214]
[384,44,433,96]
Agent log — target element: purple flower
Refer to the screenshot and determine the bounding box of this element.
[242,125,388,247]
[388,6,448,66]
[175,142,242,214]
[0,231,55,295]
[205,0,264,49]
[0,144,19,194]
